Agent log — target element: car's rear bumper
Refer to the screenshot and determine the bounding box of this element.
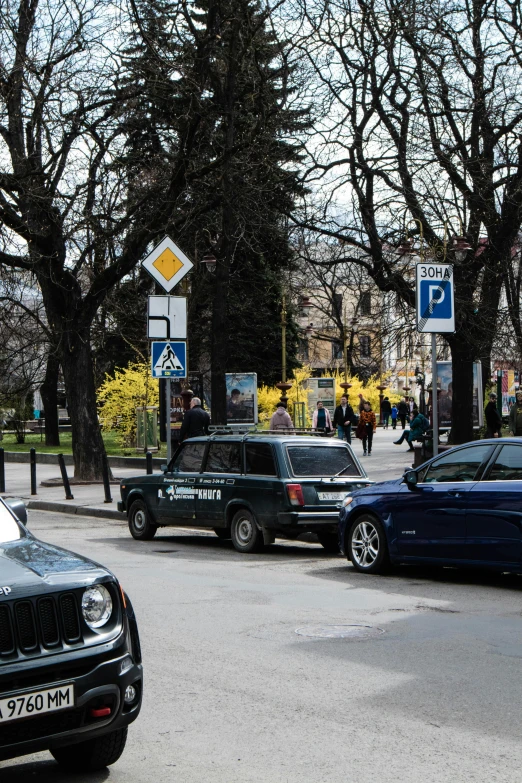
[276,511,339,529]
[0,633,142,761]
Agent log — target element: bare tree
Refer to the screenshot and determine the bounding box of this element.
[288,0,522,442]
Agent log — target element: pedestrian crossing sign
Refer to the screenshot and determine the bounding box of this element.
[151,341,187,378]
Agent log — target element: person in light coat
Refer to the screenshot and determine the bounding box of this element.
[312,401,333,433]
[269,403,293,431]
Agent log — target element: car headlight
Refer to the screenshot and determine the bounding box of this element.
[342,496,354,508]
[82,585,113,629]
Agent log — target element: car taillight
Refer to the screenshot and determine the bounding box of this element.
[287,484,305,506]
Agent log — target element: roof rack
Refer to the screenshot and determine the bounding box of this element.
[207,426,331,439]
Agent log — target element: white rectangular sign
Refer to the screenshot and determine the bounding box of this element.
[147,296,187,340]
[416,263,455,333]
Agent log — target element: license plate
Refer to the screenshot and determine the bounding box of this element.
[0,683,74,724]
[317,492,348,501]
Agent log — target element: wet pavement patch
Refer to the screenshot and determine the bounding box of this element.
[295,624,385,639]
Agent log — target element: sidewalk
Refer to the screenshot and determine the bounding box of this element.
[0,427,417,521]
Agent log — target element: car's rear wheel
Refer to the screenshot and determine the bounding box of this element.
[128,499,157,541]
[347,515,389,574]
[230,509,264,553]
[317,531,340,554]
[214,527,231,540]
[51,727,128,771]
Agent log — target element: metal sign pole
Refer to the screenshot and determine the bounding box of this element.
[431,333,438,456]
[166,378,172,464]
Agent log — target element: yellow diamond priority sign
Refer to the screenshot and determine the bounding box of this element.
[141,236,194,292]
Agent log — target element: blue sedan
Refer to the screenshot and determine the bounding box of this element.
[339,438,522,574]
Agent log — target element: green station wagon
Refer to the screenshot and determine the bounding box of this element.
[118,435,372,554]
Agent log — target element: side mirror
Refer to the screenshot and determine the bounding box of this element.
[404,470,418,490]
[5,498,28,525]
[161,464,168,473]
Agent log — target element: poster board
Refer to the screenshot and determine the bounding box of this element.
[225,373,258,424]
[436,361,483,428]
[304,378,336,421]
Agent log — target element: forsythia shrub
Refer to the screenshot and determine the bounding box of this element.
[257,365,314,425]
[97,362,159,447]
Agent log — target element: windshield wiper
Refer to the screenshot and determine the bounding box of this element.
[333,465,354,478]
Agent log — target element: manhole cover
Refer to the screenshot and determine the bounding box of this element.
[295,624,384,639]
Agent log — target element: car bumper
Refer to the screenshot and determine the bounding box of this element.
[0,633,142,761]
[276,510,339,530]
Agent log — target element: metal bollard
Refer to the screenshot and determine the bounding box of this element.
[30,448,37,495]
[0,448,4,493]
[57,453,74,500]
[101,453,112,503]
[146,451,153,475]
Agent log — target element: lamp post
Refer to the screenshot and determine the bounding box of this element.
[340,316,356,395]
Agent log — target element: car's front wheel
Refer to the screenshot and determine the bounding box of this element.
[347,515,389,574]
[230,509,264,553]
[128,499,157,541]
[51,727,128,771]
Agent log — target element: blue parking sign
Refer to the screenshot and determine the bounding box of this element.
[416,263,455,333]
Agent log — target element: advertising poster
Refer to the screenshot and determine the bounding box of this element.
[225,373,258,424]
[436,361,483,428]
[501,370,516,416]
[304,378,336,420]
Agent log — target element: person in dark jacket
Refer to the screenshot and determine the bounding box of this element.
[180,397,210,440]
[508,391,522,436]
[397,399,409,429]
[484,392,502,438]
[333,395,355,442]
[381,396,392,428]
[394,412,428,451]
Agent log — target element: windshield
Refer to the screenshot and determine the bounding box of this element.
[0,502,23,544]
[287,445,362,478]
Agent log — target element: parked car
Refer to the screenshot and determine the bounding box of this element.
[339,438,522,574]
[119,435,371,553]
[0,498,142,770]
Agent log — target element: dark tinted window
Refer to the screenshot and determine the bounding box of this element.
[287,445,361,477]
[173,443,206,473]
[488,445,522,481]
[205,442,241,474]
[421,445,492,483]
[245,443,277,476]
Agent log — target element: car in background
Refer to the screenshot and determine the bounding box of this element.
[339,438,522,574]
[119,435,372,553]
[0,498,142,771]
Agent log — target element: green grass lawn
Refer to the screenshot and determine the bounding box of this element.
[0,430,167,457]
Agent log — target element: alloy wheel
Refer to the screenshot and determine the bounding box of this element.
[351,520,379,568]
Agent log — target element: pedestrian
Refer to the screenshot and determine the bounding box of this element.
[357,393,368,413]
[381,396,392,429]
[409,396,419,415]
[333,395,355,442]
[391,404,398,429]
[269,402,293,431]
[508,391,522,436]
[397,398,409,429]
[394,411,429,452]
[312,400,333,434]
[356,401,376,456]
[180,397,210,441]
[484,392,502,438]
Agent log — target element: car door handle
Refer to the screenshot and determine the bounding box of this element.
[448,490,462,498]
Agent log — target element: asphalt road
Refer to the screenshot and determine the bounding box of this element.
[2,510,522,782]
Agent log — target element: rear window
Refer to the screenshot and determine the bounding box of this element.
[245,443,277,476]
[286,445,361,477]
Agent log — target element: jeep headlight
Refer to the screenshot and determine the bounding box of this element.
[342,496,354,508]
[82,585,113,629]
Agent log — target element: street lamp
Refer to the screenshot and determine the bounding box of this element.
[276,292,292,404]
[201,253,217,273]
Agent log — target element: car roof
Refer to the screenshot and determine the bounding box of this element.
[185,435,354,446]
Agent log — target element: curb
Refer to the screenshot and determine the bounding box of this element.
[26,500,126,522]
[3,451,164,468]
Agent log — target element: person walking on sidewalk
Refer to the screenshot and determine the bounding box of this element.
[357,401,376,456]
[333,395,354,442]
[508,391,522,436]
[269,403,293,431]
[313,401,333,434]
[397,398,409,429]
[381,396,392,429]
[484,392,502,438]
[180,397,210,440]
[390,404,398,429]
[357,393,368,412]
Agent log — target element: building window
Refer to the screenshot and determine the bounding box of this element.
[332,339,343,360]
[359,335,371,358]
[332,292,343,319]
[298,338,309,361]
[359,291,371,316]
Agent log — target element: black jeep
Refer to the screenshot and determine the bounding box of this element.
[0,498,142,771]
[119,434,371,553]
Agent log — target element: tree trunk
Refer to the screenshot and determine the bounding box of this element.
[210,258,230,425]
[60,339,111,481]
[448,336,475,444]
[40,353,60,446]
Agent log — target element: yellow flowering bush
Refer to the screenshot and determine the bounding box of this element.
[97,362,159,447]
